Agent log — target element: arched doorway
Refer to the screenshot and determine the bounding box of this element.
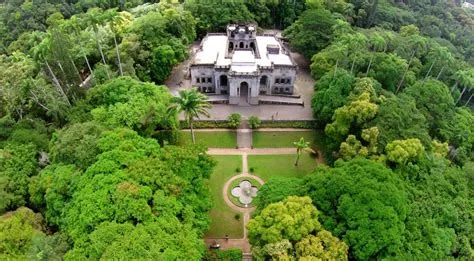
[228,43,234,53]
[239,42,244,48]
[250,42,255,52]
[239,82,249,104]
[260,75,267,86]
[259,76,268,94]
[220,75,228,87]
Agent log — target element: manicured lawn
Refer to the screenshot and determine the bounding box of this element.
[179,130,237,148]
[206,155,243,238]
[248,153,317,181]
[252,131,317,148]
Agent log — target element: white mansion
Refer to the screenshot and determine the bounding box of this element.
[190,24,297,105]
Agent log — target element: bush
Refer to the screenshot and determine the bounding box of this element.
[259,120,318,129]
[248,116,261,129]
[227,113,242,129]
[249,167,255,173]
[215,249,242,261]
[234,214,241,220]
[179,120,232,129]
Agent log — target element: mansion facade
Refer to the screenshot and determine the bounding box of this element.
[190,24,297,105]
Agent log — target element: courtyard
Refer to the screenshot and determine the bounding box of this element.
[203,129,321,253]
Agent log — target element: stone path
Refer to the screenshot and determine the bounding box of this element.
[237,129,252,148]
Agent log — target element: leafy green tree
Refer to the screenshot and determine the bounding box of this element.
[150,45,177,83]
[253,177,303,214]
[386,138,425,165]
[304,158,408,260]
[0,207,45,259]
[339,135,368,160]
[88,76,177,136]
[248,196,348,260]
[37,128,215,250]
[283,8,336,58]
[168,88,211,144]
[404,79,455,137]
[0,143,38,213]
[312,70,355,124]
[395,157,473,259]
[295,231,348,261]
[28,232,70,261]
[368,52,408,92]
[373,94,431,149]
[49,122,104,170]
[325,91,378,141]
[248,196,321,246]
[65,220,203,260]
[184,0,254,36]
[441,108,474,165]
[28,164,81,227]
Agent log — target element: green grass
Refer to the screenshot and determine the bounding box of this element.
[227,177,263,208]
[248,153,317,181]
[252,131,317,148]
[205,155,243,238]
[179,130,237,148]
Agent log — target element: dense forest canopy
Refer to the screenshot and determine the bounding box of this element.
[0,0,472,260]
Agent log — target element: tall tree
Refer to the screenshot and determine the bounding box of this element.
[85,8,111,79]
[168,88,211,144]
[365,32,386,76]
[396,33,428,93]
[453,69,474,105]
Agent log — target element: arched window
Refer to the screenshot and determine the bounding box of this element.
[239,42,244,48]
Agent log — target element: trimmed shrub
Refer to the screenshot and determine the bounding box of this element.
[259,120,318,129]
[227,113,242,129]
[248,116,261,129]
[215,249,242,261]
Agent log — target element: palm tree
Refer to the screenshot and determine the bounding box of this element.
[108,9,124,76]
[293,137,311,166]
[86,8,110,79]
[168,88,211,144]
[424,45,452,81]
[365,32,385,76]
[32,37,71,106]
[344,33,367,75]
[396,35,428,93]
[66,16,93,75]
[464,94,473,107]
[454,69,474,105]
[329,43,348,78]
